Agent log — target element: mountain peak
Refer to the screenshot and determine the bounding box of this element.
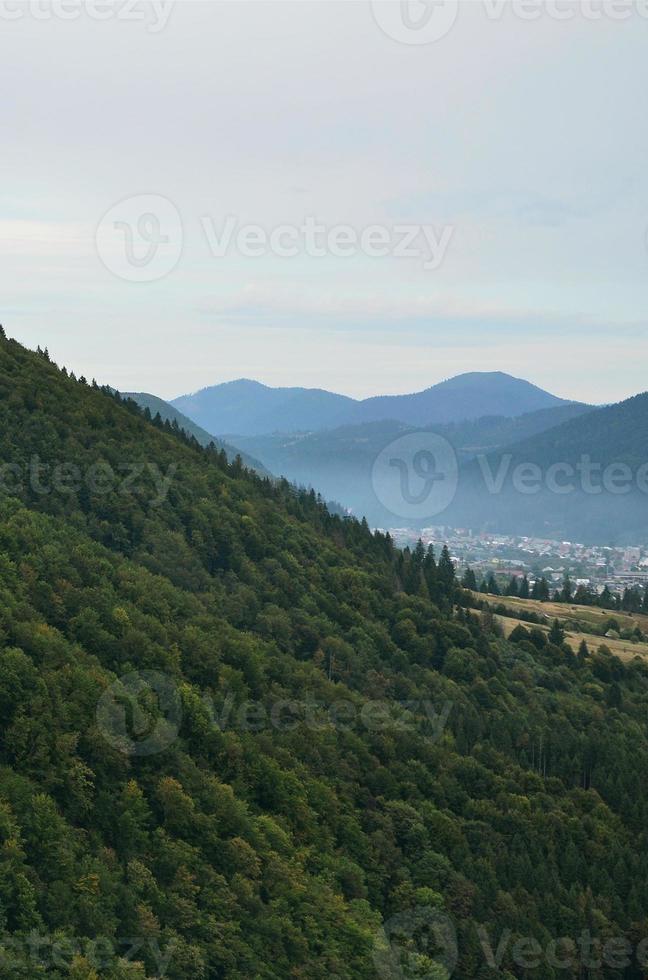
[434,371,561,391]
[172,371,579,436]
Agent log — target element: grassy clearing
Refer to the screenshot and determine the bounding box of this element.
[472,592,648,663]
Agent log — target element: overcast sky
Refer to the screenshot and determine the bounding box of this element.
[2,0,647,403]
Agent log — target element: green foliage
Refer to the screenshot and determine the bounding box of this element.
[0,337,647,976]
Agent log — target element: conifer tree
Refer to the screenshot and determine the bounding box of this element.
[574,584,592,606]
[486,573,500,596]
[438,545,456,597]
[561,576,573,603]
[600,585,615,609]
[548,619,565,646]
[423,545,438,598]
[461,567,477,590]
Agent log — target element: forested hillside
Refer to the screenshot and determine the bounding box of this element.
[1,334,648,978]
[121,392,271,476]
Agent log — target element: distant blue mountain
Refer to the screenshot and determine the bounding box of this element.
[172,372,574,437]
[444,392,648,543]
[172,379,356,437]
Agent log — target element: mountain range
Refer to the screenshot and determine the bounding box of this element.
[162,371,648,543]
[237,393,648,544]
[172,371,574,437]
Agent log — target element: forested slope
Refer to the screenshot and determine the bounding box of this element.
[121,391,271,476]
[0,335,647,978]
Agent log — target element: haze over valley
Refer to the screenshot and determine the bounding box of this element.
[130,370,648,546]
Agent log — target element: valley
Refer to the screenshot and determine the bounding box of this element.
[168,372,648,547]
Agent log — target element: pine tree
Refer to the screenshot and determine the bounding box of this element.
[561,576,573,603]
[486,573,500,596]
[599,585,615,609]
[413,540,426,568]
[461,567,477,590]
[423,546,438,599]
[574,584,592,606]
[548,619,565,646]
[506,575,519,597]
[606,682,622,709]
[519,575,530,599]
[510,624,530,644]
[438,545,456,598]
[622,587,642,613]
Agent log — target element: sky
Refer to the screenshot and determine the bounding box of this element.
[1,0,647,404]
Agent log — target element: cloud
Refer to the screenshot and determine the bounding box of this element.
[0,220,89,256]
[196,283,646,338]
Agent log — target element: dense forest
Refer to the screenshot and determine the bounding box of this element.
[1,334,648,977]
